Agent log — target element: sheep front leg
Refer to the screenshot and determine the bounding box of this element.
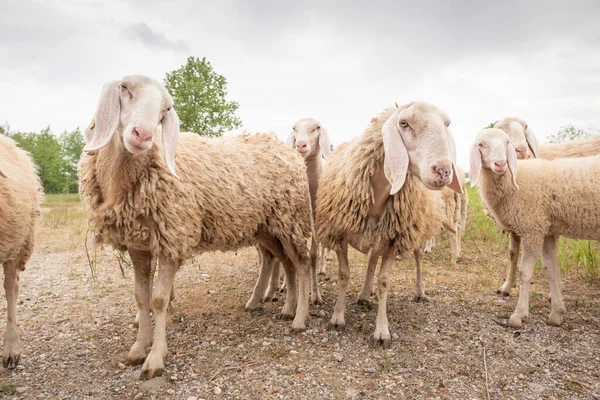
[448,228,459,264]
[509,237,542,328]
[543,235,566,326]
[357,248,378,304]
[140,256,177,380]
[372,249,395,348]
[135,255,158,328]
[498,232,520,296]
[414,248,426,302]
[330,241,349,330]
[3,261,21,368]
[317,245,327,275]
[264,259,281,301]
[127,250,153,366]
[245,247,274,310]
[309,237,323,305]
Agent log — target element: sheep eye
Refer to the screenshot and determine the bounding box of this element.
[166,107,172,112]
[293,127,297,131]
[120,83,127,90]
[399,120,408,127]
[316,126,320,130]
[478,143,485,148]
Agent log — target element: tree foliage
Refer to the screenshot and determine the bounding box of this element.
[164,56,242,137]
[546,124,599,144]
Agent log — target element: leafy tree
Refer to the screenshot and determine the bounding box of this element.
[59,128,85,193]
[484,121,498,129]
[546,124,599,144]
[164,56,242,137]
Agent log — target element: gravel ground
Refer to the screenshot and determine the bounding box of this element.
[0,206,599,399]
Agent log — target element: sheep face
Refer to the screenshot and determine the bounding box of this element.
[470,128,518,188]
[494,117,539,159]
[287,118,332,160]
[84,75,181,176]
[382,102,463,195]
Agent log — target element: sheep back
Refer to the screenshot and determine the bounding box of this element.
[538,136,600,160]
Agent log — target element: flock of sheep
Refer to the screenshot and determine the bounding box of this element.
[1,75,599,381]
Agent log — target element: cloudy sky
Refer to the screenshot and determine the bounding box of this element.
[1,0,599,170]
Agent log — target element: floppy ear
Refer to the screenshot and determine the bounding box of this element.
[0,166,7,179]
[507,143,519,188]
[447,164,464,194]
[319,127,332,160]
[286,131,296,146]
[83,80,120,152]
[382,111,409,195]
[524,126,539,158]
[469,143,482,187]
[161,108,180,178]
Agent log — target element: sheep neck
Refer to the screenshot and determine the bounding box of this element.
[479,167,517,211]
[303,153,322,214]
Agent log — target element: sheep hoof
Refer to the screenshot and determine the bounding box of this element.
[371,334,391,348]
[496,290,511,297]
[508,314,524,329]
[328,320,345,331]
[139,353,165,380]
[546,312,563,327]
[2,351,20,369]
[133,321,139,328]
[243,305,261,312]
[356,298,370,306]
[278,312,294,321]
[413,295,428,303]
[311,294,323,305]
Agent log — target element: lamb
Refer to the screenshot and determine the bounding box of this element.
[470,128,600,328]
[0,135,42,368]
[244,118,331,308]
[78,75,312,379]
[493,117,600,296]
[315,102,463,346]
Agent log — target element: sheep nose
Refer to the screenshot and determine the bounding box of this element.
[494,161,507,169]
[432,164,451,180]
[133,127,153,142]
[515,147,528,158]
[296,141,307,149]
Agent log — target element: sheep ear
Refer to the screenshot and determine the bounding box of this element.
[382,111,408,195]
[161,108,180,178]
[447,163,464,194]
[0,167,6,179]
[83,80,120,152]
[507,143,519,188]
[286,131,296,146]
[446,128,458,164]
[319,127,332,160]
[524,126,539,158]
[469,144,482,187]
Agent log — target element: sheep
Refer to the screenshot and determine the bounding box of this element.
[357,166,467,305]
[0,135,42,368]
[493,117,600,296]
[78,75,312,379]
[470,128,600,328]
[315,102,463,346]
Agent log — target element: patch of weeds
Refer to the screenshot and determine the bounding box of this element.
[378,356,392,373]
[356,300,376,312]
[172,315,185,323]
[0,383,16,395]
[263,346,287,359]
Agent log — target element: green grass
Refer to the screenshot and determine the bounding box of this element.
[0,383,16,396]
[41,193,86,230]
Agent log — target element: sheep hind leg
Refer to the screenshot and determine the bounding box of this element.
[357,248,378,305]
[414,248,427,302]
[264,259,281,301]
[127,249,153,366]
[372,249,395,348]
[245,246,275,310]
[3,260,21,368]
[543,235,566,326]
[317,245,327,275]
[140,256,177,380]
[280,239,310,332]
[498,232,520,296]
[330,241,350,330]
[309,237,323,305]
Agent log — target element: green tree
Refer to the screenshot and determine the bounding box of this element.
[484,121,498,129]
[59,128,85,193]
[164,56,242,137]
[546,124,599,144]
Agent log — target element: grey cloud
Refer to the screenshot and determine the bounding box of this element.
[120,22,189,51]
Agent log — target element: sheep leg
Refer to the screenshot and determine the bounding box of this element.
[317,245,327,275]
[140,256,177,380]
[309,237,323,305]
[280,240,310,332]
[423,237,435,253]
[543,235,566,326]
[509,237,542,328]
[372,249,395,348]
[357,248,378,304]
[135,255,159,328]
[245,247,274,310]
[264,259,281,301]
[498,231,520,296]
[448,228,459,264]
[127,249,153,366]
[414,248,427,302]
[2,261,20,368]
[330,241,350,330]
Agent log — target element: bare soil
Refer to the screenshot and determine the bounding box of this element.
[1,202,599,400]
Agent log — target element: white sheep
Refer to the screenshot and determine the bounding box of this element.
[315,102,463,346]
[470,128,600,328]
[0,135,42,368]
[78,75,312,379]
[493,117,600,296]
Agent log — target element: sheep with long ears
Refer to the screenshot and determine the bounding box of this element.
[470,128,600,328]
[79,75,312,379]
[316,102,462,346]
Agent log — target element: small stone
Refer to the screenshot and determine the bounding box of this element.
[518,374,525,380]
[283,336,292,342]
[333,353,343,362]
[213,386,222,395]
[262,341,270,346]
[140,376,168,393]
[202,341,210,347]
[210,340,217,345]
[392,333,400,340]
[318,310,326,317]
[167,389,175,395]
[133,393,144,400]
[187,397,198,400]
[16,365,25,370]
[547,346,557,354]
[290,350,298,355]
[16,387,28,394]
[118,362,126,370]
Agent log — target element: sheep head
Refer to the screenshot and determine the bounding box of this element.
[382,102,463,195]
[470,128,518,188]
[83,75,180,177]
[494,117,538,159]
[287,118,332,160]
